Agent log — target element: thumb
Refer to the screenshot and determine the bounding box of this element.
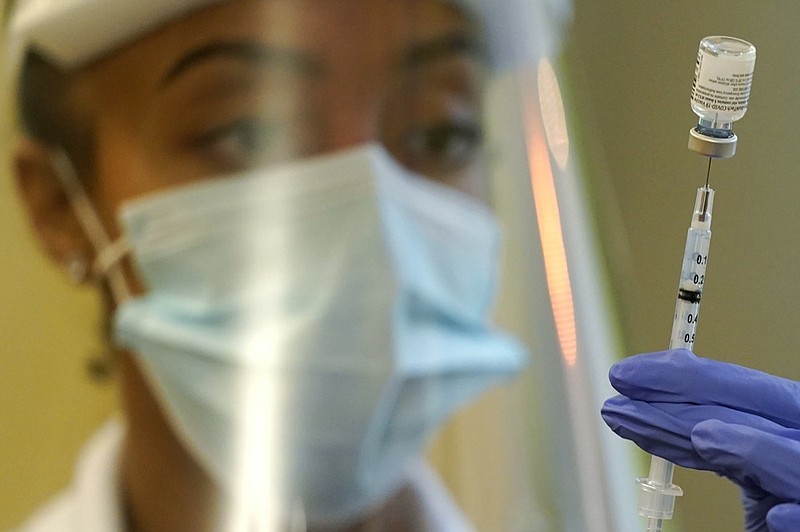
[691,420,800,501]
[767,503,800,532]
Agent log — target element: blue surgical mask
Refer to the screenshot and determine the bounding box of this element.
[57,144,527,527]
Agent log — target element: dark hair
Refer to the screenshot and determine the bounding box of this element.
[18,49,95,178]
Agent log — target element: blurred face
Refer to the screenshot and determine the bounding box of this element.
[75,0,487,280]
[9,4,493,526]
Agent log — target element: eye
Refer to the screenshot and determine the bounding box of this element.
[192,118,287,172]
[403,120,483,175]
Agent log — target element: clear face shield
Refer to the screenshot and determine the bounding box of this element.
[8,0,637,530]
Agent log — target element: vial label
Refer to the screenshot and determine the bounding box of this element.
[691,49,755,117]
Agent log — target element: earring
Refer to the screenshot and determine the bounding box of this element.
[65,255,88,284]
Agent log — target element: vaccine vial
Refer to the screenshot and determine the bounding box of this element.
[688,36,756,158]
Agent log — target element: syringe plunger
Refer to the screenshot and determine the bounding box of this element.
[637,457,683,521]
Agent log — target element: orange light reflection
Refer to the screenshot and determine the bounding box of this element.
[525,65,578,367]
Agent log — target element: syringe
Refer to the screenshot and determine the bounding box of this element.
[636,183,714,532]
[635,35,756,532]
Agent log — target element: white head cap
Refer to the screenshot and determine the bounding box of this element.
[8,0,571,73]
[7,0,223,70]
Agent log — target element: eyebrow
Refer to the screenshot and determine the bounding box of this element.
[161,41,323,87]
[402,32,486,69]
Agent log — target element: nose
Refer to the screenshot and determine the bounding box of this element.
[314,89,383,154]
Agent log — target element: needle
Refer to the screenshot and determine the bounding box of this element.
[699,157,713,221]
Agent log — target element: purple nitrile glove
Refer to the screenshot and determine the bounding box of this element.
[601,349,800,532]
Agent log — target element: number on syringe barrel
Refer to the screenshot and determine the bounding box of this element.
[695,252,708,266]
[685,252,708,287]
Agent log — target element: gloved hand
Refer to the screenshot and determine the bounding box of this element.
[601,349,800,532]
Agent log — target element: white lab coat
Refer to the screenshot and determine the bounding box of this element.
[17,419,473,531]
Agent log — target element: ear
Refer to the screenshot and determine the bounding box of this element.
[13,137,94,281]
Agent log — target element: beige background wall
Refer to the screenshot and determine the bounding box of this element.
[3,1,800,531]
[566,1,800,531]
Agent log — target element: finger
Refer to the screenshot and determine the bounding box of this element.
[692,420,800,501]
[608,398,800,442]
[609,350,800,428]
[767,503,800,532]
[601,396,706,469]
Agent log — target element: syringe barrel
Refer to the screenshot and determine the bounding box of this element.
[669,187,714,349]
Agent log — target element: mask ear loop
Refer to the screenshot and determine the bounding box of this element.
[50,149,132,305]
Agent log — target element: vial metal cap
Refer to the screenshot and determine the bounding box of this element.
[688,128,737,159]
